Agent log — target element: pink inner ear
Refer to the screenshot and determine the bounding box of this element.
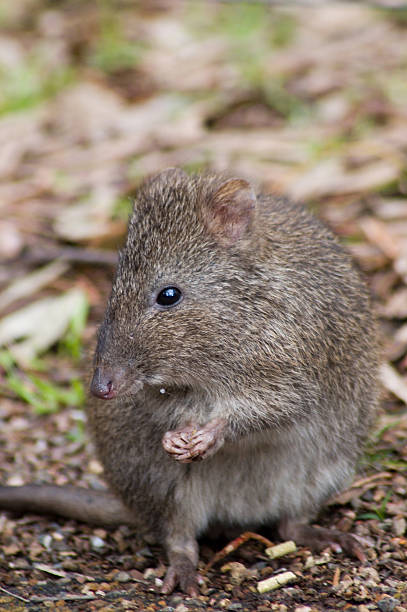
[207,179,256,246]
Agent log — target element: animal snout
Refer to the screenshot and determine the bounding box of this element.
[90,367,119,400]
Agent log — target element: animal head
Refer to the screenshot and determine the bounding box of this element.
[90,168,260,400]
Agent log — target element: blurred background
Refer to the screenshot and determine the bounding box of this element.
[0,0,406,607]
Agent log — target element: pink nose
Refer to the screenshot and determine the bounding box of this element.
[90,368,117,400]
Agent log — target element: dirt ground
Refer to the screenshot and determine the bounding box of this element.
[0,1,406,610]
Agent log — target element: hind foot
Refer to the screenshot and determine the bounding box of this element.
[279,520,366,562]
[161,554,200,596]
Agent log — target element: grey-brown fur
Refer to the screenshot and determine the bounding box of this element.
[0,169,379,595]
[90,168,379,592]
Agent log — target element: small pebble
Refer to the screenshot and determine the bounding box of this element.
[129,569,145,581]
[9,559,30,569]
[221,561,250,585]
[88,459,104,474]
[392,516,406,536]
[116,571,131,583]
[143,568,157,580]
[378,599,398,612]
[251,561,268,571]
[40,534,53,551]
[137,546,153,557]
[61,560,79,571]
[90,535,105,550]
[304,555,315,569]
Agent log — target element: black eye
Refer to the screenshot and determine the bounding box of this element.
[156,286,182,308]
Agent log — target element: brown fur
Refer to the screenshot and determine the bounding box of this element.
[0,169,379,594]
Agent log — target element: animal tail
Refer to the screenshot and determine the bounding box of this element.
[0,485,136,527]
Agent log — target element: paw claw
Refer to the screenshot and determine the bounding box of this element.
[329,542,343,554]
[163,419,226,463]
[161,566,177,595]
[161,562,200,596]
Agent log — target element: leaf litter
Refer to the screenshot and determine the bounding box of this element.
[0,2,406,610]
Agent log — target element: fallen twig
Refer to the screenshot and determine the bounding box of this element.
[30,594,96,602]
[0,585,30,603]
[34,562,67,578]
[351,472,393,489]
[330,471,393,505]
[205,531,273,572]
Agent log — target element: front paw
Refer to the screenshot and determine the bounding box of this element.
[162,419,226,463]
[162,425,198,463]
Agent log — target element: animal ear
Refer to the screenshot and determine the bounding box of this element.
[205,178,256,246]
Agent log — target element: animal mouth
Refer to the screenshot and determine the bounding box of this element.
[90,365,145,400]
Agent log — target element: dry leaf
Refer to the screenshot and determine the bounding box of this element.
[54,184,120,242]
[288,158,400,202]
[380,288,407,319]
[0,261,69,312]
[372,198,407,221]
[0,221,23,260]
[380,363,407,405]
[0,289,87,366]
[359,217,401,260]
